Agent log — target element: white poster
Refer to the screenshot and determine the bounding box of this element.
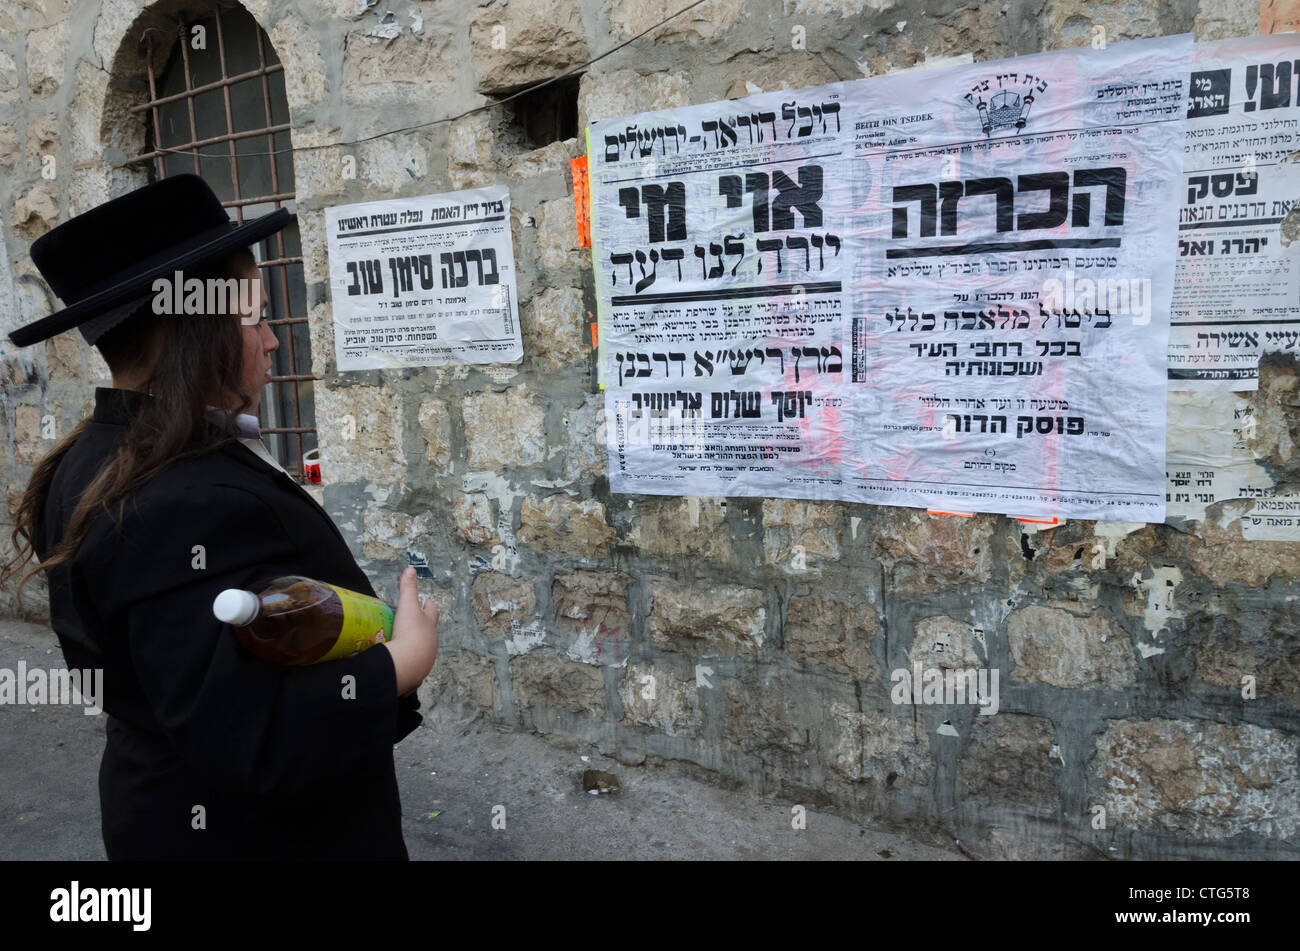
[590,77,856,501]
[1169,33,1300,390]
[589,36,1190,522]
[325,185,522,370]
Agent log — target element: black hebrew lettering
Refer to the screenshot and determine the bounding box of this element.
[346,259,384,296]
[891,167,1126,239]
[720,165,823,233]
[770,390,813,422]
[620,182,687,243]
[1244,60,1299,112]
[770,166,824,229]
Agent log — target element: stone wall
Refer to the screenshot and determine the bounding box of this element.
[2,0,1297,859]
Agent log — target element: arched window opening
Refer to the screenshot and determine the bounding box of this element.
[127,2,316,479]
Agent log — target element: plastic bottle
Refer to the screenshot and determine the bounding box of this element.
[212,575,395,666]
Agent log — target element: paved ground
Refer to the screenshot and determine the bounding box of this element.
[0,617,961,861]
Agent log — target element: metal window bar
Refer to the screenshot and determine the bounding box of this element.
[127,4,316,481]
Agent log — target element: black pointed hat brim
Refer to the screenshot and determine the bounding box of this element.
[8,207,292,348]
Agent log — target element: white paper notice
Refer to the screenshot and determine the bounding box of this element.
[844,35,1188,524]
[326,185,522,371]
[1170,33,1300,390]
[589,36,1189,522]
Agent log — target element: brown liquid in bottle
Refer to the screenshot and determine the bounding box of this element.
[231,577,347,666]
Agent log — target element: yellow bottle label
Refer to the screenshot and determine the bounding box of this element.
[317,581,395,662]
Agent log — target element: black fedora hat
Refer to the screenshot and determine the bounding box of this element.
[9,173,291,348]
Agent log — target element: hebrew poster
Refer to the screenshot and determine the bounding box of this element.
[589,35,1190,522]
[1169,33,1300,390]
[326,184,522,371]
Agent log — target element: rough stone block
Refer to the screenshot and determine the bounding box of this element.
[562,392,605,482]
[0,50,17,97]
[763,498,841,568]
[606,0,744,42]
[577,68,691,130]
[13,406,45,466]
[518,495,614,559]
[452,493,496,546]
[872,508,995,592]
[1041,0,1161,48]
[552,570,631,636]
[507,140,572,180]
[957,713,1060,804]
[358,132,430,193]
[26,20,67,96]
[269,15,328,111]
[524,286,586,370]
[360,506,433,561]
[649,579,765,658]
[1092,718,1299,839]
[908,614,984,669]
[535,194,587,269]
[343,29,453,102]
[619,661,702,735]
[1190,608,1300,708]
[25,112,56,167]
[44,332,81,383]
[1006,603,1135,689]
[822,700,932,786]
[0,123,17,170]
[784,595,880,679]
[723,52,841,99]
[723,673,805,753]
[1194,0,1258,41]
[288,127,349,203]
[462,387,546,469]
[447,114,496,189]
[470,0,589,94]
[13,183,58,239]
[315,385,406,483]
[418,648,500,721]
[511,653,607,727]
[417,397,452,470]
[1169,520,1300,588]
[626,497,731,561]
[472,571,536,636]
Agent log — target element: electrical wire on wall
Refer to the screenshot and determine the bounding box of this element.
[113,0,713,169]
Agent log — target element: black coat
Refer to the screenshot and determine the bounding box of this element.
[36,387,421,860]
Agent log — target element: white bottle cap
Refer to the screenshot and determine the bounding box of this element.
[213,589,260,626]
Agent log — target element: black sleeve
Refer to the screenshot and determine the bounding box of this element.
[88,483,403,803]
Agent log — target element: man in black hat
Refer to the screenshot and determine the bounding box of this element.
[2,173,439,860]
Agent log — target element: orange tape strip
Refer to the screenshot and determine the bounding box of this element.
[927,509,973,518]
[571,155,591,248]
